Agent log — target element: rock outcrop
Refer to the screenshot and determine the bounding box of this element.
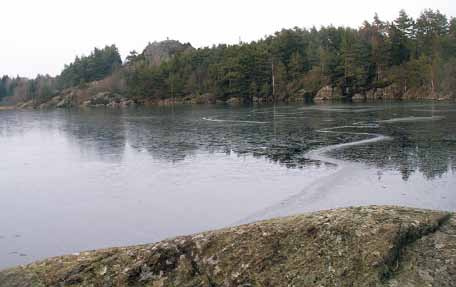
[311,84,454,103]
[401,87,452,101]
[225,97,242,105]
[81,92,135,108]
[314,85,344,102]
[143,40,194,67]
[22,91,134,110]
[365,84,402,101]
[351,93,366,102]
[1,206,455,287]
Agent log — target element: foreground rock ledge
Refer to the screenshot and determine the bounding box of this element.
[1,206,455,287]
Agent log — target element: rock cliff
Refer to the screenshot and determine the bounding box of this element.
[314,85,344,102]
[1,206,455,286]
[143,40,194,67]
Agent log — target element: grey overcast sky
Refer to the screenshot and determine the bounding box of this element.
[1,0,454,78]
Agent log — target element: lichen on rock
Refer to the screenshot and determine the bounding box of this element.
[0,206,454,286]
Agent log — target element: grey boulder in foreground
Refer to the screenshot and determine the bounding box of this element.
[1,206,455,287]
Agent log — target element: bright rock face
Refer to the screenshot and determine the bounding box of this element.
[1,206,455,287]
[143,40,194,67]
[314,85,344,101]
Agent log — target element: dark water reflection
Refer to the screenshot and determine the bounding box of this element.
[329,107,456,180]
[0,102,455,269]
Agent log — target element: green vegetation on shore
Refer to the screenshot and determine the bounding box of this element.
[1,9,455,107]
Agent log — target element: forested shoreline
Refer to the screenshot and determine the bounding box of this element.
[1,9,455,107]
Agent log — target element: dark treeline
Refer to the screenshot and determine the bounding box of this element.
[1,9,455,106]
[58,45,122,88]
[126,9,456,102]
[0,45,122,104]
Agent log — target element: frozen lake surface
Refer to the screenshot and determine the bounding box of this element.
[1,102,456,269]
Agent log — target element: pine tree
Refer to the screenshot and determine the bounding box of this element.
[395,10,415,38]
[416,9,449,56]
[288,51,305,81]
[450,18,456,37]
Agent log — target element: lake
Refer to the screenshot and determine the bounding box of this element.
[1,102,456,269]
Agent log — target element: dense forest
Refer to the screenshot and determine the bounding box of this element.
[1,9,455,106]
[0,45,122,105]
[125,9,455,103]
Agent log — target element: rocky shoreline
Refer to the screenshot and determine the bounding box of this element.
[10,84,453,110]
[313,84,453,102]
[1,206,455,286]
